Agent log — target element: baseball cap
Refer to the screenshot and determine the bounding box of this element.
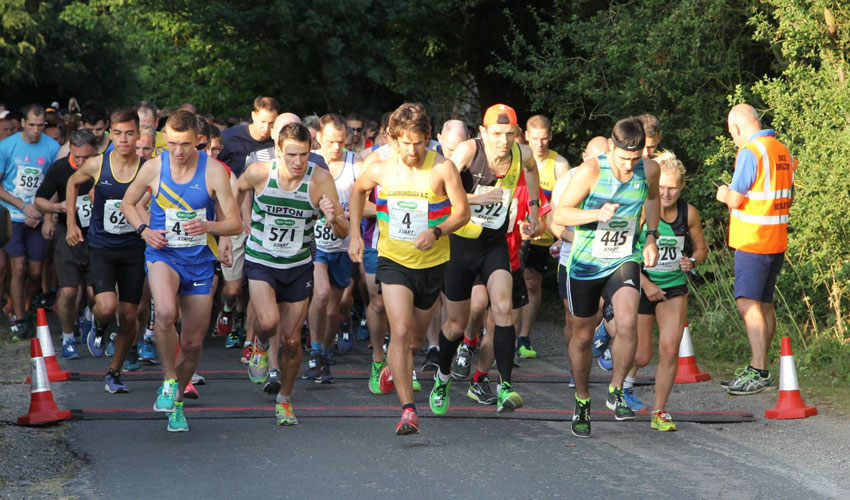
[482,104,517,126]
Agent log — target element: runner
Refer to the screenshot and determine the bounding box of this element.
[34,129,97,359]
[304,114,361,383]
[0,104,60,340]
[233,122,347,426]
[65,108,147,394]
[136,125,155,160]
[432,103,540,416]
[349,102,470,434]
[59,102,111,158]
[136,101,168,157]
[121,110,242,432]
[219,96,280,177]
[552,117,660,437]
[345,112,372,153]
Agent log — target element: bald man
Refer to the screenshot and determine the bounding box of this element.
[716,103,796,396]
[437,120,469,159]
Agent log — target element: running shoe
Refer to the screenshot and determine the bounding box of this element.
[167,401,189,432]
[517,344,537,359]
[184,381,199,399]
[104,372,129,394]
[429,375,451,416]
[421,347,439,371]
[302,351,321,381]
[248,344,269,384]
[87,326,106,358]
[105,331,116,357]
[275,401,298,425]
[571,397,592,438]
[451,344,473,381]
[356,318,369,341]
[623,387,648,411]
[467,377,497,405]
[61,338,81,359]
[9,320,24,342]
[337,320,354,353]
[191,372,206,385]
[154,379,178,412]
[224,332,241,349]
[597,348,613,372]
[606,387,635,420]
[369,360,387,394]
[496,382,523,413]
[568,374,576,388]
[382,334,390,354]
[264,368,281,394]
[720,367,749,388]
[592,320,611,358]
[215,309,233,337]
[317,356,334,384]
[379,365,395,394]
[651,410,677,432]
[78,308,93,344]
[139,336,158,364]
[726,367,774,395]
[240,344,252,364]
[396,408,420,436]
[412,370,421,392]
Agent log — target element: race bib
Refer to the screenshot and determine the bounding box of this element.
[314,217,344,251]
[654,235,685,272]
[165,208,207,248]
[14,167,43,199]
[103,199,133,234]
[262,216,305,257]
[470,185,511,229]
[591,218,636,259]
[75,195,92,228]
[387,197,427,241]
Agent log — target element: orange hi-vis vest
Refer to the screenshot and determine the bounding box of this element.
[729,135,796,254]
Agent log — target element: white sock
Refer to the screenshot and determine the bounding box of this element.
[624,376,636,389]
[144,329,155,339]
[62,332,75,342]
[244,341,253,348]
[437,370,451,383]
[223,302,232,313]
[84,307,93,321]
[276,394,291,404]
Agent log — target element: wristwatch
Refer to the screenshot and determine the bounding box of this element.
[528,199,540,207]
[136,224,148,237]
[431,226,442,239]
[645,229,659,239]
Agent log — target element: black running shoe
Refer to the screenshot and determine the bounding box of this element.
[302,351,321,380]
[606,387,635,421]
[316,356,334,384]
[571,397,591,438]
[451,344,473,381]
[467,376,497,405]
[421,348,439,371]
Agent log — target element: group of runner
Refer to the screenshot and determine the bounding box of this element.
[0,98,733,438]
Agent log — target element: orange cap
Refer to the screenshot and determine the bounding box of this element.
[482,104,517,126]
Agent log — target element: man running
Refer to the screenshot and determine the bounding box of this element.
[553,117,660,437]
[233,122,347,426]
[219,97,280,177]
[121,110,242,432]
[431,103,540,416]
[349,102,469,434]
[59,102,111,158]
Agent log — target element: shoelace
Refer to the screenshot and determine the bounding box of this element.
[654,411,672,422]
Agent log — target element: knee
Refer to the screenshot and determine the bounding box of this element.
[633,348,652,368]
[59,287,77,303]
[658,338,680,363]
[368,299,385,317]
[180,338,203,357]
[281,336,300,356]
[615,318,637,339]
[489,298,512,324]
[11,261,25,277]
[154,305,178,327]
[27,266,41,282]
[312,285,331,306]
[255,315,279,337]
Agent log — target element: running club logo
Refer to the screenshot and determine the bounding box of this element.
[175,211,197,220]
[274,218,296,227]
[608,220,629,229]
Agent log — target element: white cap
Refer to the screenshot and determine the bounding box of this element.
[0,110,9,119]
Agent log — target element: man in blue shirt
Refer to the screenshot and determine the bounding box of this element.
[0,104,60,340]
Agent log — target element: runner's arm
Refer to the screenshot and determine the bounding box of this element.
[34,166,64,214]
[121,159,168,249]
[313,168,349,239]
[434,158,471,234]
[199,160,242,237]
[642,159,661,268]
[65,157,100,232]
[554,154,570,179]
[520,144,541,225]
[553,160,609,227]
[686,204,708,266]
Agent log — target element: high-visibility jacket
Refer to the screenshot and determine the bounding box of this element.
[729,135,796,254]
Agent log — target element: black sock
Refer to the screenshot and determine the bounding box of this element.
[749,365,769,378]
[517,336,531,349]
[402,403,416,413]
[438,330,462,375]
[95,322,108,336]
[494,325,517,384]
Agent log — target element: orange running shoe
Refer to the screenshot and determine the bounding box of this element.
[379,365,395,394]
[184,381,199,399]
[396,408,419,435]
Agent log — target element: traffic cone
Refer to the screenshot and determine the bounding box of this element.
[18,338,72,426]
[27,308,70,383]
[674,321,711,383]
[765,337,817,419]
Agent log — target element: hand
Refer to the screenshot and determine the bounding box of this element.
[23,203,41,219]
[142,228,169,249]
[54,202,67,214]
[680,256,695,273]
[518,220,533,237]
[642,241,659,268]
[549,241,561,258]
[643,281,667,302]
[182,218,207,236]
[41,218,54,240]
[319,195,335,224]
[413,228,436,250]
[348,235,364,263]
[66,224,83,246]
[475,187,505,205]
[715,184,729,204]
[219,236,233,267]
[527,216,540,237]
[597,203,619,222]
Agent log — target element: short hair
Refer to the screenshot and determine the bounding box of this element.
[110,108,139,128]
[611,117,646,152]
[166,110,199,133]
[345,112,365,124]
[655,150,686,184]
[637,114,661,138]
[379,111,392,131]
[21,104,45,120]
[388,103,431,140]
[136,101,158,116]
[302,114,320,131]
[196,117,211,138]
[139,125,156,139]
[208,125,221,139]
[278,122,312,146]
[69,128,98,149]
[81,102,109,125]
[318,113,347,134]
[253,96,281,113]
[526,115,551,133]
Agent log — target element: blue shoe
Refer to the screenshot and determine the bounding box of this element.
[356,318,369,341]
[61,338,81,359]
[337,321,354,353]
[78,308,93,345]
[623,387,648,411]
[139,336,158,364]
[167,401,189,432]
[568,374,575,388]
[105,332,116,357]
[105,372,129,394]
[224,332,241,349]
[154,379,178,412]
[597,348,613,371]
[592,321,611,358]
[87,326,106,358]
[123,347,141,372]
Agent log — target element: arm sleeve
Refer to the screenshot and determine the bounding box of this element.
[729,149,757,195]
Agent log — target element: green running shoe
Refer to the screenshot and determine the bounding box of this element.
[517,344,537,359]
[651,410,677,432]
[412,370,421,392]
[154,379,178,413]
[369,360,387,394]
[167,401,188,432]
[276,401,298,425]
[429,374,451,416]
[571,397,591,438]
[496,381,523,413]
[248,343,269,384]
[606,386,635,421]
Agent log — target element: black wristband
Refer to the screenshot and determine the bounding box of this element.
[431,226,442,239]
[136,224,148,237]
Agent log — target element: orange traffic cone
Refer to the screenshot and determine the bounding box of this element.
[674,321,711,383]
[18,338,72,426]
[765,337,817,419]
[27,308,70,383]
